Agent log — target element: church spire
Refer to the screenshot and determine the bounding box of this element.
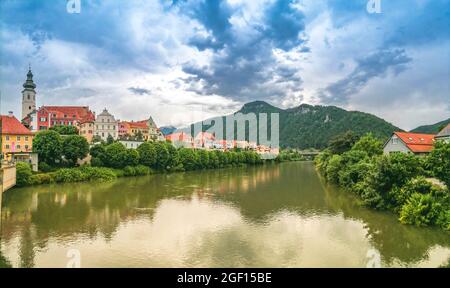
[22,66,37,120]
[23,65,36,90]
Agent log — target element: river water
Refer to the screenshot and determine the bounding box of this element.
[0,162,449,268]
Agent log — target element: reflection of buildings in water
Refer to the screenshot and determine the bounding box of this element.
[211,165,281,195]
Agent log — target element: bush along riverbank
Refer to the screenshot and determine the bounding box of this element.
[16,131,267,186]
[315,133,450,231]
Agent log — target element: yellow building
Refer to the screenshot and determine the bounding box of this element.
[1,113,34,161]
[79,120,95,143]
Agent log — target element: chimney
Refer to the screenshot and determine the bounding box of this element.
[8,111,14,117]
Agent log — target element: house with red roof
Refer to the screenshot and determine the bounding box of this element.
[1,112,38,170]
[383,132,436,155]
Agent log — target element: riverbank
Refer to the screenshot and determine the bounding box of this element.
[315,134,450,231]
[15,161,273,187]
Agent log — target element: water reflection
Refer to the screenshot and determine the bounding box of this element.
[1,162,449,267]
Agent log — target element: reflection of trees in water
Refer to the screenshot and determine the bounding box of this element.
[1,162,448,267]
[319,175,450,265]
[0,249,12,268]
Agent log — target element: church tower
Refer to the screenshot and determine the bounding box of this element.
[22,66,37,120]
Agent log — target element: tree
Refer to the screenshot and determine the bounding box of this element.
[92,135,103,144]
[197,149,210,169]
[16,162,32,186]
[328,131,359,155]
[325,155,343,183]
[62,135,89,166]
[178,148,199,171]
[153,142,169,170]
[164,142,181,171]
[137,142,157,167]
[33,130,63,165]
[427,141,450,187]
[351,133,383,157]
[124,149,140,167]
[106,134,115,145]
[49,125,79,135]
[104,142,127,168]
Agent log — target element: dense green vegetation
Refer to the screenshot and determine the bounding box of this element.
[192,101,401,150]
[49,125,79,135]
[275,149,305,162]
[411,118,450,134]
[19,129,265,186]
[315,133,450,231]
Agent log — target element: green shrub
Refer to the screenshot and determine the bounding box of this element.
[79,166,116,181]
[134,165,151,176]
[325,155,343,183]
[55,168,85,183]
[30,173,56,185]
[427,141,450,187]
[123,166,136,176]
[38,162,54,173]
[387,177,433,211]
[16,162,33,186]
[399,193,439,227]
[90,157,103,167]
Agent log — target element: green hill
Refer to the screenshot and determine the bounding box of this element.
[410,118,450,134]
[187,101,402,149]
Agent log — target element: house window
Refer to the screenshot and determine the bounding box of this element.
[17,136,21,141]
[40,117,46,122]
[27,95,30,100]
[53,114,57,118]
[5,145,10,149]
[25,137,29,141]
[17,144,21,149]
[392,137,398,145]
[5,136,9,140]
[25,145,29,150]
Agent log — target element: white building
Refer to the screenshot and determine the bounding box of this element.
[119,140,144,149]
[436,124,450,143]
[94,108,119,141]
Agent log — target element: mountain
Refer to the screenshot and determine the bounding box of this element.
[410,118,450,134]
[188,101,402,149]
[159,126,177,136]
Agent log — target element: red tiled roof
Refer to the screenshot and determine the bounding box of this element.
[40,106,95,123]
[120,120,148,129]
[1,115,33,135]
[394,132,435,153]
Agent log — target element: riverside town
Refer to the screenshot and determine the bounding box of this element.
[0,0,449,273]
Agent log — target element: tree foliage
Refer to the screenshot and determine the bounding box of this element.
[33,130,63,165]
[62,135,89,165]
[49,125,79,135]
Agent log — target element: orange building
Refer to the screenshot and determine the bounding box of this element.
[1,112,34,162]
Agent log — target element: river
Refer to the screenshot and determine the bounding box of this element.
[0,162,449,268]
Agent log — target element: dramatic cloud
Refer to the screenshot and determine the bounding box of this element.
[0,0,449,130]
[318,48,412,105]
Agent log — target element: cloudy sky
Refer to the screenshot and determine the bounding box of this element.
[0,0,449,130]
